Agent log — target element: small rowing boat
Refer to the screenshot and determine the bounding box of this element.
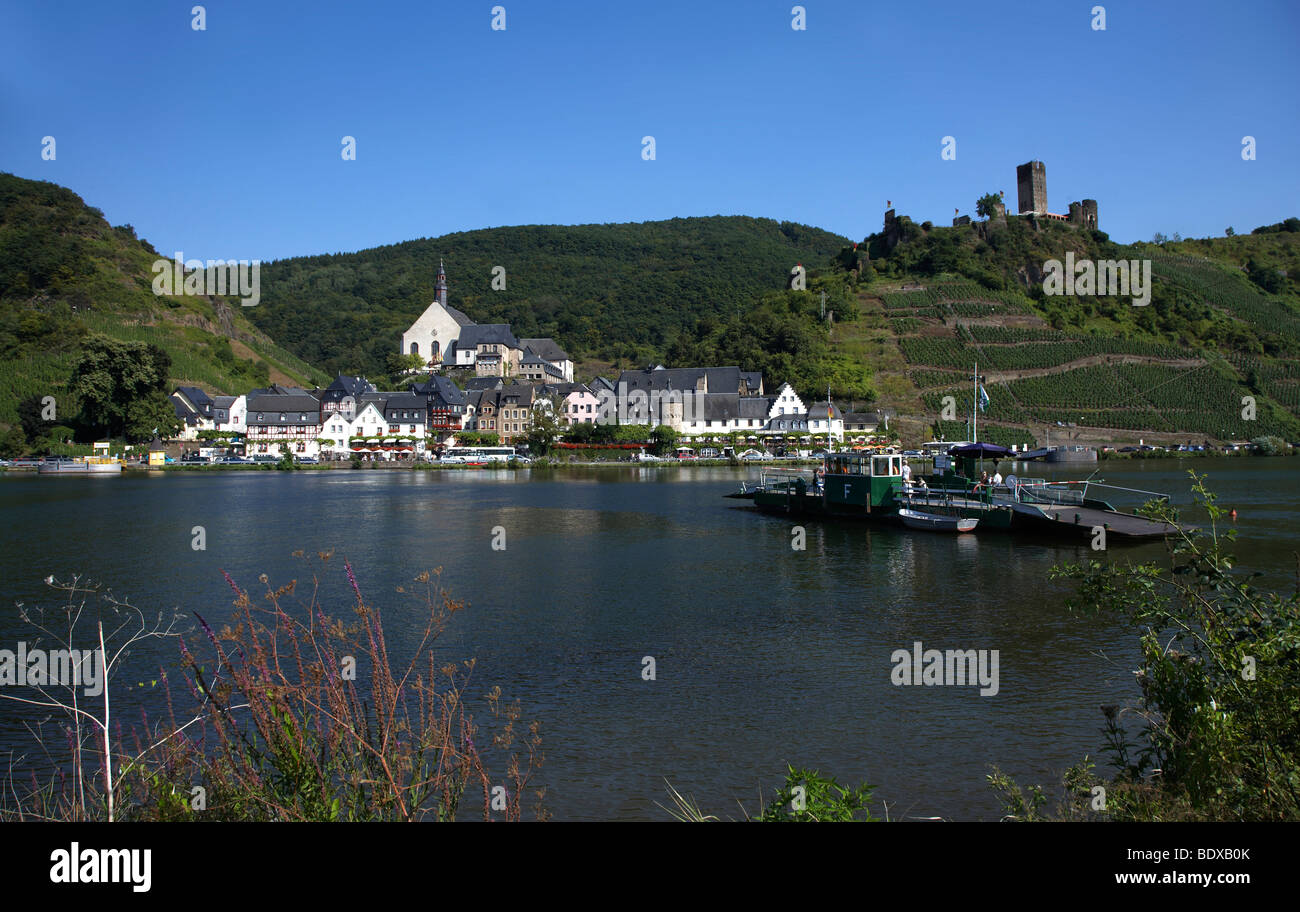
[897,507,978,533]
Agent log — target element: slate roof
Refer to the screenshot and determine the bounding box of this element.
[537,382,589,399]
[699,394,741,421]
[446,305,474,327]
[617,366,747,395]
[806,401,843,420]
[463,377,504,392]
[413,375,467,406]
[738,396,774,419]
[520,338,569,363]
[381,392,427,418]
[320,375,376,403]
[246,386,321,426]
[174,386,214,415]
[457,324,519,349]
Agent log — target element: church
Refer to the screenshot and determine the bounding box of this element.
[400,262,573,382]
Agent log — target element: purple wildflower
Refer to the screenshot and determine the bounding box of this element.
[345,560,362,604]
[194,610,219,650]
[220,569,243,599]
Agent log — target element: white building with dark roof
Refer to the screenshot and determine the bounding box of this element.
[400,261,475,371]
[246,385,323,458]
[399,263,573,381]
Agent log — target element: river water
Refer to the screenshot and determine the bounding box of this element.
[1,457,1294,819]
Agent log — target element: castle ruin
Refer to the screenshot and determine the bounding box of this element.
[1015,160,1097,229]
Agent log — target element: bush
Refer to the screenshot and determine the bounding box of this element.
[0,557,546,821]
[998,474,1300,821]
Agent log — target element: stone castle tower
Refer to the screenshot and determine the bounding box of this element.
[1016,161,1047,214]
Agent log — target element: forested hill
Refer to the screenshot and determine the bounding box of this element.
[248,217,851,377]
[0,172,327,439]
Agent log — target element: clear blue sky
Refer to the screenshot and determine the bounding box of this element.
[2,0,1297,261]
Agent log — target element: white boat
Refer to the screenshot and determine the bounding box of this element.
[898,507,978,533]
[37,455,122,475]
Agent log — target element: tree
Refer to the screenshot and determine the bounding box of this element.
[69,335,180,442]
[276,442,297,470]
[0,426,26,458]
[385,351,426,385]
[648,424,678,456]
[522,402,564,457]
[1225,227,1235,237]
[975,193,1003,219]
[995,476,1300,821]
[17,394,52,443]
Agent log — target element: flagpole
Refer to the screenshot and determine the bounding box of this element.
[972,362,978,444]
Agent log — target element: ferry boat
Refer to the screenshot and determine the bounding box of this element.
[37,455,123,476]
[728,444,1178,540]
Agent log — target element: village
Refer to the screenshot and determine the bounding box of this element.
[166,262,892,464]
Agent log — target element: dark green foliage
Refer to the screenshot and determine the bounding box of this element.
[975,193,1003,219]
[0,171,326,431]
[521,404,563,456]
[1030,475,1300,821]
[249,217,850,377]
[1252,218,1300,234]
[69,334,180,442]
[758,765,878,822]
[666,287,874,402]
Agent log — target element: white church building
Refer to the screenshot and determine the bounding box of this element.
[400,261,573,382]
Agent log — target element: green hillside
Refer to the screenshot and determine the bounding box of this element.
[4,170,1296,450]
[829,212,1300,445]
[0,172,328,447]
[249,217,852,378]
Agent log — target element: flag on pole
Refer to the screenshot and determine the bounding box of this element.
[977,384,990,413]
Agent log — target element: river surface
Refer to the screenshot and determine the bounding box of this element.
[1,457,1295,820]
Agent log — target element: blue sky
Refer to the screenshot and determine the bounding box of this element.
[2,0,1297,260]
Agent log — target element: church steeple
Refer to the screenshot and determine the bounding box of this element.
[435,259,447,308]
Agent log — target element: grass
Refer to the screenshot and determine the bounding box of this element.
[0,554,545,822]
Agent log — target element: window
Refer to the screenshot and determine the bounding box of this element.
[280,414,286,421]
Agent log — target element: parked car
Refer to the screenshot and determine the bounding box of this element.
[295,456,319,464]
[509,454,532,464]
[252,455,279,464]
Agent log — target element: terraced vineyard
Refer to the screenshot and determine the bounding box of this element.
[932,420,1036,448]
[1229,354,1300,411]
[883,282,1032,317]
[912,357,1293,439]
[1151,254,1300,347]
[899,332,1186,373]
